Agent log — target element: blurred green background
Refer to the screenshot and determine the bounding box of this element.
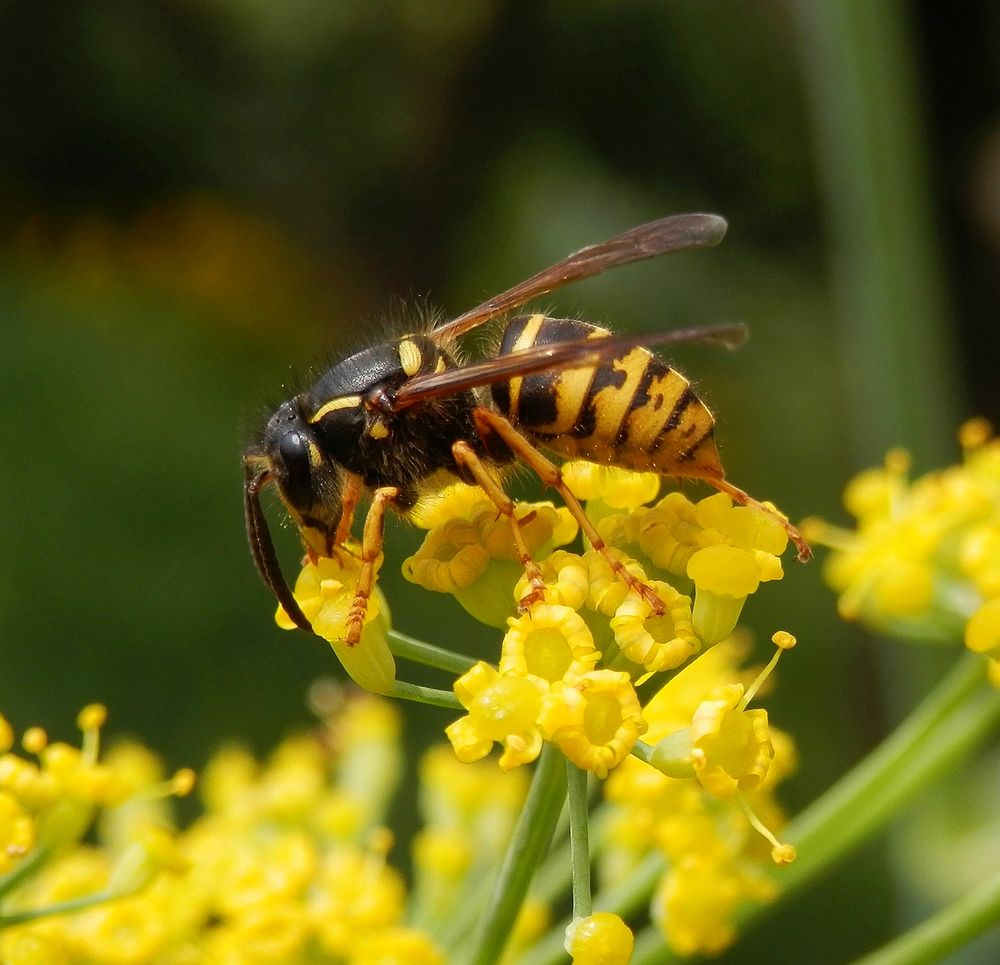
[2,2,999,961]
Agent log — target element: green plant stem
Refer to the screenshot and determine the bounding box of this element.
[0,889,115,929]
[853,865,1000,965]
[387,630,477,675]
[532,805,613,906]
[388,680,461,709]
[0,846,50,901]
[772,653,998,897]
[521,852,666,965]
[567,761,592,921]
[465,745,567,965]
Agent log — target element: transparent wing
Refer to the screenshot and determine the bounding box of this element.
[392,323,747,410]
[431,213,728,343]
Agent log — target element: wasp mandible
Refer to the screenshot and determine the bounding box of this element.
[244,214,809,644]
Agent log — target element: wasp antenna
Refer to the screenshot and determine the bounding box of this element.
[244,468,314,634]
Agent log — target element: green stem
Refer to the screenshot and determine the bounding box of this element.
[0,889,115,929]
[388,680,461,710]
[521,851,666,965]
[567,761,592,921]
[0,847,50,901]
[853,865,1000,965]
[773,653,997,897]
[387,630,476,675]
[532,805,613,906]
[465,745,567,965]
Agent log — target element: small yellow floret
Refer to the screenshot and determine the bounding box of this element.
[447,663,546,770]
[564,911,635,964]
[771,630,796,651]
[500,604,600,687]
[22,728,47,755]
[538,670,647,778]
[76,704,107,733]
[965,598,1000,659]
[277,553,396,693]
[611,581,699,674]
[959,417,992,452]
[171,768,196,796]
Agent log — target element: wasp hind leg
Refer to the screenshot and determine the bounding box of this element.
[470,408,667,617]
[344,486,399,646]
[706,477,812,562]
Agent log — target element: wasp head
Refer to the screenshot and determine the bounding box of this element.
[244,397,347,634]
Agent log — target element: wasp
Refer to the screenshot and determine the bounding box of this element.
[244,213,809,643]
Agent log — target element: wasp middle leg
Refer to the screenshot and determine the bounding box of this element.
[471,407,667,616]
[451,440,549,609]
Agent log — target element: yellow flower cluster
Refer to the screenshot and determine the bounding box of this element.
[1,693,534,964]
[805,419,1000,684]
[273,460,800,959]
[430,464,791,779]
[602,634,797,957]
[0,705,193,964]
[276,546,396,693]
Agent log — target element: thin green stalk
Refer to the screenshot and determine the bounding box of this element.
[567,761,592,921]
[0,889,115,929]
[853,865,1000,965]
[465,745,567,965]
[0,846,50,901]
[387,630,476,675]
[521,851,666,965]
[388,680,461,710]
[532,804,613,906]
[773,654,998,897]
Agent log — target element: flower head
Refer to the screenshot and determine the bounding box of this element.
[446,662,546,770]
[404,499,577,627]
[538,670,647,778]
[276,551,396,693]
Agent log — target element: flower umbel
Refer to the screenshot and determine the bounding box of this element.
[260,460,801,961]
[806,420,1000,683]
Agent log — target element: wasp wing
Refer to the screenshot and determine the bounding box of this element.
[431,213,728,343]
[392,323,747,411]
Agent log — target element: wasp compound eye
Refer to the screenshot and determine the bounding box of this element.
[276,430,314,508]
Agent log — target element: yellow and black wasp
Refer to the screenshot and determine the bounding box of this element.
[243,213,809,643]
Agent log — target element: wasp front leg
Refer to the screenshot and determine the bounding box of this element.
[472,408,667,616]
[345,486,398,646]
[451,440,549,610]
[332,471,364,553]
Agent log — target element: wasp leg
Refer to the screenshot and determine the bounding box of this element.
[706,477,812,562]
[333,471,364,552]
[345,486,399,646]
[451,440,548,610]
[471,408,666,616]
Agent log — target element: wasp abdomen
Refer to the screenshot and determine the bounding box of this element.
[492,314,723,479]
